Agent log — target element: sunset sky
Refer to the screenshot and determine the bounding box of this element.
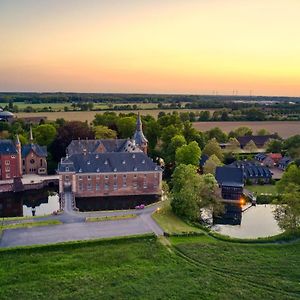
[1,0,300,96]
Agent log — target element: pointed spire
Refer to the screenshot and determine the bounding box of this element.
[136,112,142,131]
[16,134,20,144]
[29,126,34,144]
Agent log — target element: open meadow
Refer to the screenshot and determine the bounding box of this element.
[193,121,300,138]
[0,235,299,299]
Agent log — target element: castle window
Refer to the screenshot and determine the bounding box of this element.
[5,166,10,172]
[66,167,69,172]
[65,175,69,181]
[96,183,100,191]
[87,175,91,180]
[79,183,83,191]
[87,183,92,191]
[6,173,10,179]
[113,182,117,190]
[40,159,43,167]
[30,159,35,164]
[5,160,10,166]
[11,155,15,159]
[79,175,82,180]
[105,175,109,180]
[104,183,109,190]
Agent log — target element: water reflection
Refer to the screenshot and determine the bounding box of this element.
[0,188,60,218]
[213,204,283,238]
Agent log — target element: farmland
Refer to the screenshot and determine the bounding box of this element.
[0,235,299,299]
[193,121,300,138]
[16,109,216,123]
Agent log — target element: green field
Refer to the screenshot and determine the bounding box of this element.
[246,185,278,195]
[0,235,299,299]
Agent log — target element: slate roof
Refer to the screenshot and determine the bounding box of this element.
[22,144,47,158]
[215,166,244,187]
[0,140,17,155]
[229,161,272,179]
[133,113,148,146]
[255,153,267,161]
[237,135,278,148]
[278,156,293,168]
[67,139,142,155]
[58,152,162,173]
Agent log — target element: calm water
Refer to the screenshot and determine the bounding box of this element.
[213,205,283,238]
[0,188,60,218]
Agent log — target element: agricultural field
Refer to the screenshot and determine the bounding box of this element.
[0,235,299,299]
[193,121,300,138]
[16,109,216,123]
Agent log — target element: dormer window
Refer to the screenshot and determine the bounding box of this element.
[87,161,90,165]
[96,168,100,173]
[122,160,126,164]
[96,154,99,159]
[113,168,117,172]
[132,154,135,158]
[104,160,108,165]
[79,168,82,173]
[66,167,69,172]
[142,160,145,164]
[134,167,137,171]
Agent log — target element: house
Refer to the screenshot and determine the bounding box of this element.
[0,139,22,180]
[237,135,278,149]
[230,161,272,183]
[255,153,282,168]
[58,114,162,206]
[278,156,293,171]
[215,166,244,200]
[21,128,47,175]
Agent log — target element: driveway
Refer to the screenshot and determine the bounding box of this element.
[0,217,153,248]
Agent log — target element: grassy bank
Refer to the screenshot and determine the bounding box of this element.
[0,235,299,299]
[152,201,203,235]
[86,214,136,222]
[0,220,62,237]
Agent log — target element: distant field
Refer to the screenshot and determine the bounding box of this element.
[193,121,300,138]
[16,109,216,123]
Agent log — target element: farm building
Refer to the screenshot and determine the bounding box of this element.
[0,110,14,123]
[215,166,244,200]
[255,153,282,168]
[229,161,272,184]
[278,156,293,170]
[237,135,279,149]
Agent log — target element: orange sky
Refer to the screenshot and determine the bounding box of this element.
[1,0,300,96]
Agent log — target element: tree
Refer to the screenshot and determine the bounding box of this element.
[284,135,300,159]
[164,135,186,164]
[244,140,258,152]
[182,122,205,148]
[175,141,201,166]
[232,126,253,137]
[257,129,270,135]
[276,164,300,193]
[202,138,223,161]
[144,120,161,151]
[34,124,57,146]
[161,125,181,146]
[171,165,222,221]
[266,139,283,153]
[199,110,210,121]
[94,125,117,139]
[49,121,94,162]
[226,137,240,152]
[116,117,136,138]
[274,184,300,231]
[203,154,222,175]
[206,127,228,143]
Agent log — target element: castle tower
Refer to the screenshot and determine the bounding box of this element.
[133,112,148,154]
[15,134,22,177]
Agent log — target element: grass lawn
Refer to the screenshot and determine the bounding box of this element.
[0,235,299,299]
[152,201,203,235]
[86,214,136,222]
[246,185,278,195]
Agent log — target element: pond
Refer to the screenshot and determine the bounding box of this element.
[0,188,60,218]
[213,204,283,239]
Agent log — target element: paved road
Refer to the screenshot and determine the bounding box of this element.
[0,192,164,248]
[0,218,152,248]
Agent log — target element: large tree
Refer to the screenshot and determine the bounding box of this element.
[203,154,223,175]
[175,141,201,166]
[202,138,223,161]
[276,164,300,193]
[116,117,136,139]
[34,124,57,146]
[164,135,186,164]
[171,165,222,221]
[94,125,117,139]
[49,121,94,162]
